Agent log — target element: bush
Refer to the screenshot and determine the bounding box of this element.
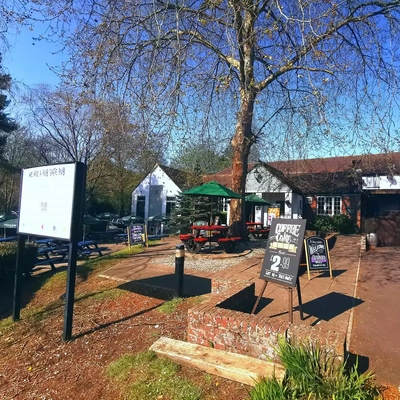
[312,214,357,234]
[0,242,38,279]
[250,339,379,400]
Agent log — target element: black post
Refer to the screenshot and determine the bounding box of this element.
[63,162,86,341]
[12,234,26,321]
[174,244,185,297]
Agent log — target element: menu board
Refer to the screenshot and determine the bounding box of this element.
[305,236,330,271]
[259,219,307,288]
[130,224,145,244]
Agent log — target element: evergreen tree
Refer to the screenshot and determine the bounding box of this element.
[169,193,211,234]
[0,55,17,162]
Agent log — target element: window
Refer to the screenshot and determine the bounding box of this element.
[136,196,145,218]
[276,200,285,217]
[218,198,229,212]
[364,176,380,188]
[166,196,176,217]
[317,196,341,216]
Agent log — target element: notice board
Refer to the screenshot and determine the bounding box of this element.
[130,224,145,244]
[304,236,330,271]
[18,163,85,241]
[259,219,307,287]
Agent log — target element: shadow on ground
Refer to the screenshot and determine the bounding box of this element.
[118,274,212,299]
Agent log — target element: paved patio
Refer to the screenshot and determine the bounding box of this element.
[100,234,400,386]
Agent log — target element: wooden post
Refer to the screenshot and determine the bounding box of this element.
[296,276,304,320]
[326,238,333,279]
[304,239,311,280]
[288,287,293,323]
[251,281,268,314]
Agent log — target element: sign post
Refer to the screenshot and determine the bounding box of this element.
[16,162,86,341]
[252,219,307,322]
[304,236,333,280]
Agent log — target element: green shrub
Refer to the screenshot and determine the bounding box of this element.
[312,215,357,234]
[313,216,336,234]
[250,339,379,400]
[0,242,38,278]
[332,214,358,234]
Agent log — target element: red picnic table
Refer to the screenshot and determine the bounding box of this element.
[246,222,270,238]
[179,225,241,254]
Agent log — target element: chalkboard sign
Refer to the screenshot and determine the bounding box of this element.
[304,236,332,278]
[130,224,145,244]
[259,219,307,288]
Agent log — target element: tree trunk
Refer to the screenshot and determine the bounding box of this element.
[230,90,256,237]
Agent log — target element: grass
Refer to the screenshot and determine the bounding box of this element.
[106,351,202,400]
[157,297,184,314]
[249,338,380,400]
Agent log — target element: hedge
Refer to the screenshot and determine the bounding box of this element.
[0,242,39,279]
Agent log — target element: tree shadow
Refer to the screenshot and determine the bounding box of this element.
[117,274,212,299]
[301,292,364,326]
[0,268,67,320]
[73,303,163,340]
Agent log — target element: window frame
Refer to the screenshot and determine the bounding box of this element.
[317,196,342,216]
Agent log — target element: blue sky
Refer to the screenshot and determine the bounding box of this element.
[4,23,66,88]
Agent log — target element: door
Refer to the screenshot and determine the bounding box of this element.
[149,185,163,217]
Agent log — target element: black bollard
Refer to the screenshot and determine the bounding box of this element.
[174,244,185,297]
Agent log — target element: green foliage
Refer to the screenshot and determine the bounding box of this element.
[157,297,184,314]
[250,339,379,400]
[107,351,202,400]
[169,193,210,234]
[0,242,38,278]
[0,56,18,160]
[312,214,357,234]
[249,376,288,400]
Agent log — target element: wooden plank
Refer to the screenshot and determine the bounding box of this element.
[149,337,285,387]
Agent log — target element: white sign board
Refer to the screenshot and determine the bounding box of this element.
[18,163,77,240]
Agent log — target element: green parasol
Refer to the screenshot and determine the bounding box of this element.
[245,194,271,205]
[182,181,241,198]
[182,181,242,225]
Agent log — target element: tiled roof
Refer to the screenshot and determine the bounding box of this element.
[203,152,400,193]
[157,164,197,188]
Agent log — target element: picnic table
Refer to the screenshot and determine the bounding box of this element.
[179,225,241,254]
[35,245,69,270]
[246,222,270,239]
[78,240,108,258]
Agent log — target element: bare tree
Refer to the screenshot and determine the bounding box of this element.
[6,0,400,232]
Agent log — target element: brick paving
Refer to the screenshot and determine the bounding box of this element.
[101,235,400,386]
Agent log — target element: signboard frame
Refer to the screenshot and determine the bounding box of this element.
[252,218,307,322]
[304,236,333,280]
[13,162,87,342]
[127,223,147,247]
[17,163,80,241]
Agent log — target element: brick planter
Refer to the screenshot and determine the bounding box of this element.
[188,282,345,364]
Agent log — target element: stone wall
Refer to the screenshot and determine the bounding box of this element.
[187,282,345,364]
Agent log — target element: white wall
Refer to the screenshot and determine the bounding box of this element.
[362,175,400,190]
[131,165,181,219]
[246,165,291,193]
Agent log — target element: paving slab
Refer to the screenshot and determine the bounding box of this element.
[349,246,400,386]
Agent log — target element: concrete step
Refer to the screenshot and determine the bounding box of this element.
[149,336,285,387]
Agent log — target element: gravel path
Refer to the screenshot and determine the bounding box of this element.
[149,241,267,273]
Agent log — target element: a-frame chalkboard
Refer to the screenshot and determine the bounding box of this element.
[252,219,307,323]
[304,236,333,279]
